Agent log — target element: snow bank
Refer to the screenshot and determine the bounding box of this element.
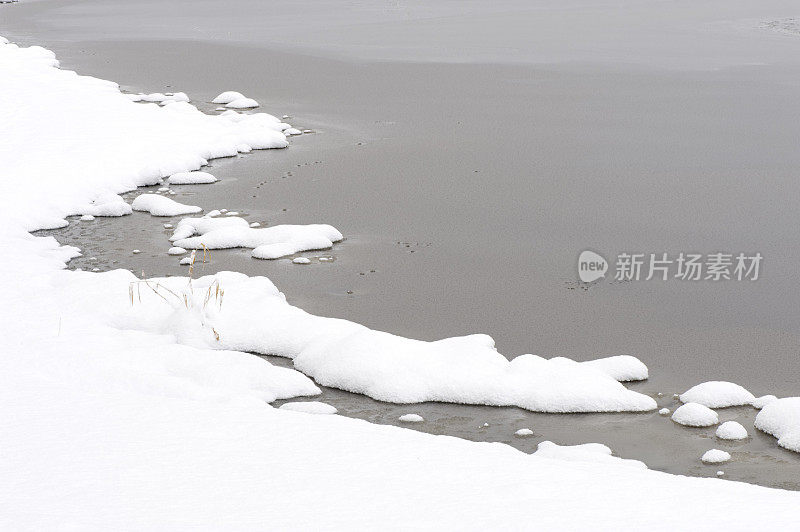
[701,449,731,464]
[581,355,648,381]
[755,398,800,453]
[167,171,218,184]
[170,217,344,260]
[680,381,755,408]
[131,194,202,216]
[716,421,748,440]
[279,401,338,415]
[672,403,719,427]
[399,414,424,423]
[533,441,647,469]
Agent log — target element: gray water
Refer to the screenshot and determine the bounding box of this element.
[7,0,800,488]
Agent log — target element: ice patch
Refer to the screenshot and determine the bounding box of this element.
[716,421,748,440]
[279,401,337,415]
[701,449,731,464]
[131,194,202,217]
[399,414,424,423]
[672,403,719,427]
[533,441,647,469]
[167,171,218,185]
[754,398,800,453]
[680,381,755,408]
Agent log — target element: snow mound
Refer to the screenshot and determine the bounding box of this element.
[755,398,800,453]
[581,355,648,381]
[227,97,259,109]
[167,171,217,185]
[399,414,424,423]
[533,441,647,469]
[701,449,731,464]
[672,403,719,427]
[515,428,533,436]
[171,219,343,260]
[716,421,748,440]
[753,395,778,409]
[167,247,187,255]
[131,194,202,217]
[279,401,337,415]
[212,91,245,104]
[658,408,670,415]
[80,214,95,221]
[293,257,311,264]
[680,381,755,408]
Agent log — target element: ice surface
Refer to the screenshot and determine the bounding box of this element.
[716,421,748,440]
[672,403,719,427]
[680,381,755,408]
[279,401,338,415]
[131,194,202,216]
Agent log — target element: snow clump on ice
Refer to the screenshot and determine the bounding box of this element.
[515,428,534,436]
[679,381,755,408]
[581,355,648,381]
[131,194,202,216]
[399,414,424,423]
[279,401,337,415]
[533,441,646,469]
[716,421,748,440]
[753,395,778,409]
[701,449,731,464]
[671,403,719,427]
[167,171,218,185]
[755,398,800,452]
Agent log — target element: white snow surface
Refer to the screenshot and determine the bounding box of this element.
[581,355,648,382]
[701,449,732,464]
[131,194,202,216]
[753,395,779,409]
[672,403,719,427]
[170,215,344,260]
[279,401,338,415]
[399,414,424,423]
[680,381,755,408]
[716,421,748,441]
[212,90,245,104]
[755,398,800,453]
[226,97,260,109]
[167,171,218,184]
[533,441,647,469]
[2,36,800,530]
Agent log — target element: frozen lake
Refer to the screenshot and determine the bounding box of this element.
[6,0,800,487]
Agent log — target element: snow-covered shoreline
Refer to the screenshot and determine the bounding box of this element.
[2,35,800,529]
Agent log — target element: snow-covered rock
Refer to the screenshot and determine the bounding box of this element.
[679,381,755,408]
[701,449,731,464]
[581,355,648,381]
[167,171,217,185]
[279,401,337,415]
[755,398,800,453]
[672,403,719,427]
[753,395,778,409]
[212,91,245,104]
[716,421,748,440]
[399,414,424,423]
[533,441,646,469]
[131,194,202,216]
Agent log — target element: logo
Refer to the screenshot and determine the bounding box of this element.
[578,250,608,283]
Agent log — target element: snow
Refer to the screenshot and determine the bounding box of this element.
[533,441,647,470]
[680,381,755,408]
[399,414,424,423]
[80,214,95,221]
[659,408,671,415]
[753,395,778,409]
[716,421,748,440]
[293,257,311,264]
[3,35,800,531]
[755,398,800,453]
[515,428,533,436]
[169,219,344,260]
[212,90,245,104]
[168,247,187,255]
[167,171,218,185]
[581,355,648,382]
[671,403,719,427]
[179,256,193,265]
[279,401,338,415]
[249,222,261,227]
[701,449,731,464]
[226,97,259,109]
[131,194,202,216]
